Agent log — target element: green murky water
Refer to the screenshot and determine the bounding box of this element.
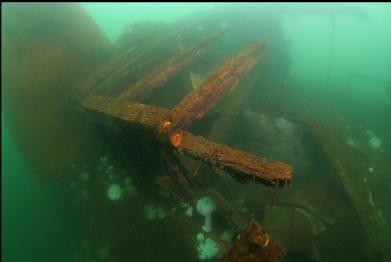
[2,3,391,262]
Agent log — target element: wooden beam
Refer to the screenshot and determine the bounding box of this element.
[165,40,265,136]
[177,132,293,187]
[81,95,170,130]
[117,29,228,102]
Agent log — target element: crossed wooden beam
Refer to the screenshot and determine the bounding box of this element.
[76,29,293,189]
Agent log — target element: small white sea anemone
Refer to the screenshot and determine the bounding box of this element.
[196,238,219,261]
[196,196,216,232]
[346,139,358,148]
[125,184,138,197]
[97,245,111,260]
[143,205,166,220]
[125,177,132,186]
[366,130,382,150]
[180,203,193,218]
[275,117,292,130]
[184,206,193,218]
[369,136,382,150]
[106,165,114,175]
[155,207,166,219]
[144,205,156,220]
[196,232,205,242]
[221,230,234,243]
[107,184,122,201]
[81,171,90,182]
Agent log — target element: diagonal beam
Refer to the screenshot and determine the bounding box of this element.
[79,38,293,189]
[81,95,293,187]
[176,132,293,187]
[164,40,266,136]
[117,29,228,102]
[72,16,223,99]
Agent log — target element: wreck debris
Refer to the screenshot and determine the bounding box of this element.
[178,132,293,187]
[165,40,266,135]
[81,95,170,130]
[81,38,293,189]
[118,29,228,102]
[82,96,293,188]
[74,19,225,100]
[225,219,286,262]
[308,119,391,261]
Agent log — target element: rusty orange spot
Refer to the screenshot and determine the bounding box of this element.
[159,120,172,133]
[170,132,184,147]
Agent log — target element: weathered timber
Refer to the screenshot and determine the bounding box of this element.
[307,119,391,261]
[81,39,293,189]
[117,29,228,102]
[81,95,170,130]
[177,132,293,187]
[225,219,286,262]
[73,15,218,99]
[182,68,264,179]
[166,40,266,136]
[81,95,293,187]
[72,47,138,98]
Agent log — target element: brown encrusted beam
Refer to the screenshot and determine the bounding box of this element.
[72,16,220,99]
[72,47,138,98]
[81,95,170,130]
[81,95,293,187]
[117,29,228,102]
[165,40,265,136]
[176,132,293,187]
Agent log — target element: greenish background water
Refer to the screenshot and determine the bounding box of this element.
[2,3,391,262]
[2,115,85,262]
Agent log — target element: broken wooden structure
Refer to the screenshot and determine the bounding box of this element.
[72,24,294,261]
[307,119,391,261]
[77,32,294,192]
[7,4,390,262]
[225,219,286,262]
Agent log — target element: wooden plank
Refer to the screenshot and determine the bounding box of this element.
[81,95,293,188]
[307,119,391,261]
[176,132,293,187]
[81,95,170,130]
[182,70,264,178]
[165,40,265,135]
[117,29,228,102]
[73,15,219,99]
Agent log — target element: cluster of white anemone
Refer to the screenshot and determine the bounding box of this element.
[194,196,219,260]
[195,232,219,261]
[196,196,216,233]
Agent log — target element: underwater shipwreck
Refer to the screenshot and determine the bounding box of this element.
[3,3,391,262]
